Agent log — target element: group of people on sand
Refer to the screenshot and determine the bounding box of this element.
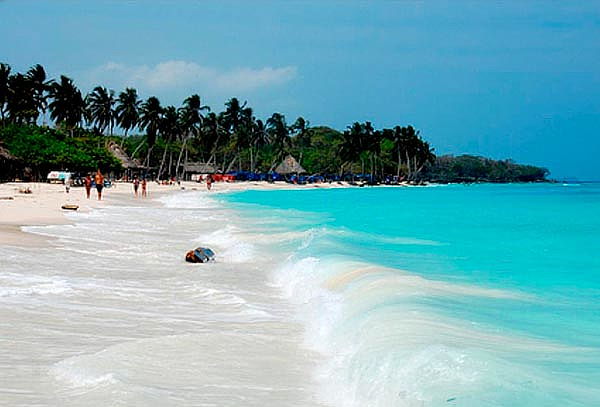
[78,170,149,201]
[73,170,214,201]
[132,176,147,198]
[82,170,106,200]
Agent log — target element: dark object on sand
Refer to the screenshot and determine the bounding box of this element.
[61,204,79,211]
[185,247,215,263]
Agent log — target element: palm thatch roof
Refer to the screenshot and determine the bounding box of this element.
[0,144,17,162]
[107,141,143,169]
[275,155,306,174]
[183,162,216,173]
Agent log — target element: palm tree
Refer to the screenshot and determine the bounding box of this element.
[0,63,10,123]
[157,105,180,179]
[48,75,86,137]
[236,107,256,170]
[291,116,310,148]
[202,112,226,169]
[86,86,116,136]
[138,96,163,168]
[413,139,435,178]
[266,112,290,171]
[361,121,380,180]
[176,94,209,178]
[222,97,248,171]
[26,64,53,125]
[290,116,311,166]
[250,118,269,172]
[389,126,405,178]
[339,122,363,176]
[222,97,245,135]
[115,87,140,142]
[6,73,38,124]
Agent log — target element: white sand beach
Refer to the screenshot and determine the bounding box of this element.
[0,180,352,247]
[0,179,355,406]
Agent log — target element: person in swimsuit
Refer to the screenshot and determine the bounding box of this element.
[206,174,212,191]
[133,177,140,197]
[84,174,92,199]
[141,178,147,197]
[94,170,104,200]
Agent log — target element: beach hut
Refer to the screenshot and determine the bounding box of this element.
[275,155,306,175]
[107,141,144,179]
[0,144,20,181]
[183,162,216,181]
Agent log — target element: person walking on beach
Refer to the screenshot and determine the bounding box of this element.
[141,178,147,198]
[133,177,140,197]
[94,170,104,200]
[206,174,213,191]
[84,174,92,199]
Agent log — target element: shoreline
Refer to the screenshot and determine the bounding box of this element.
[1,179,567,248]
[0,180,356,248]
[1,179,561,248]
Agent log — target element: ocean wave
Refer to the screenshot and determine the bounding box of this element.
[268,252,586,407]
[158,190,221,209]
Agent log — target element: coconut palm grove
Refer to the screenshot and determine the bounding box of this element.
[0,63,548,183]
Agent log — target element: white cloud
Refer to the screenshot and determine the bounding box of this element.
[87,60,297,94]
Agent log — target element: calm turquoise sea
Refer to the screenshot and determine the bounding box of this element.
[223,183,600,406]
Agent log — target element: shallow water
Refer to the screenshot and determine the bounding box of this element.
[1,183,599,406]
[223,183,600,406]
[0,193,326,406]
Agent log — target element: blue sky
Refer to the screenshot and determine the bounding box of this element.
[1,1,599,179]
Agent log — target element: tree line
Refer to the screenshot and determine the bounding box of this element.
[0,62,548,182]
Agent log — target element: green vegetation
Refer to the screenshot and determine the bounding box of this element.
[423,155,549,183]
[0,124,121,178]
[0,62,549,183]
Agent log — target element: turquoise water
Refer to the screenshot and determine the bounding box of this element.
[223,183,600,406]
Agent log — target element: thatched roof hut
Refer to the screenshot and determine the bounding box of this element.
[107,141,143,169]
[183,162,216,174]
[275,155,306,174]
[0,144,17,163]
[0,143,20,181]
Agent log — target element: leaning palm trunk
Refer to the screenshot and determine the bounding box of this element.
[120,129,129,148]
[131,139,145,159]
[225,154,238,173]
[158,142,169,180]
[370,154,375,181]
[249,147,254,172]
[144,146,153,172]
[175,138,188,180]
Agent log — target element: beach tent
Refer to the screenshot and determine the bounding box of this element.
[275,155,306,175]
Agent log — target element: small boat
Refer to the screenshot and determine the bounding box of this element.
[61,204,79,211]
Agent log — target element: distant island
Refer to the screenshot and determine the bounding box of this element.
[0,63,548,184]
